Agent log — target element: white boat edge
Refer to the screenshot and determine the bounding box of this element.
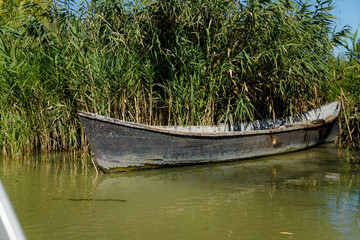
[0,179,26,240]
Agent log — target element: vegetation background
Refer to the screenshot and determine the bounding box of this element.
[0,0,359,157]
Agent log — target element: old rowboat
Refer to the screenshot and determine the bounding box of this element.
[78,101,340,172]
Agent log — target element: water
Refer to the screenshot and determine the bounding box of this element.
[1,144,360,240]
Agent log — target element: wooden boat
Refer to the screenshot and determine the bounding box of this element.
[78,101,340,172]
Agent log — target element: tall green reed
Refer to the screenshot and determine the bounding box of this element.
[329,27,360,150]
[0,0,346,156]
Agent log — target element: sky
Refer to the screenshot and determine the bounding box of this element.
[332,0,360,32]
[331,0,360,55]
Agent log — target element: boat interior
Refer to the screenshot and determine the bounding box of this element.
[161,101,340,133]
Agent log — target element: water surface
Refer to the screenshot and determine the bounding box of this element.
[1,144,360,239]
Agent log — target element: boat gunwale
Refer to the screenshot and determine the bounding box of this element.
[77,102,339,138]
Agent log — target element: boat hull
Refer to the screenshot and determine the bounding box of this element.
[78,109,339,172]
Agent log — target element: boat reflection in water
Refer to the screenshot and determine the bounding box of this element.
[95,143,341,194]
[89,144,357,240]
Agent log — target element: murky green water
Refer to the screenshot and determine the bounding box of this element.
[1,144,360,240]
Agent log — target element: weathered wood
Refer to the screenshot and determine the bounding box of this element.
[78,101,340,172]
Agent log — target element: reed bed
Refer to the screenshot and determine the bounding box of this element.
[0,0,358,156]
